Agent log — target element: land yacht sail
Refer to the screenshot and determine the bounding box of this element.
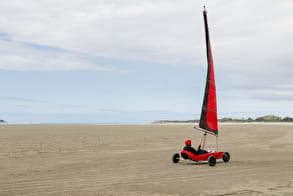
[198,6,218,136]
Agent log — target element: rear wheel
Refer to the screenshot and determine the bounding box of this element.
[222,152,230,162]
[208,156,216,166]
[172,153,180,163]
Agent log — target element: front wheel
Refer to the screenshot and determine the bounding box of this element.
[222,152,230,162]
[208,156,216,166]
[172,153,180,163]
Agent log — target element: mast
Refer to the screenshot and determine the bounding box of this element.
[198,6,218,136]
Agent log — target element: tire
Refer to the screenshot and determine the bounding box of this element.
[208,156,216,166]
[172,153,180,163]
[222,152,230,162]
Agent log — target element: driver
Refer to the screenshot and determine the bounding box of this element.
[183,139,208,155]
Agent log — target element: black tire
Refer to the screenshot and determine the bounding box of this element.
[208,156,216,166]
[172,153,180,163]
[222,152,230,162]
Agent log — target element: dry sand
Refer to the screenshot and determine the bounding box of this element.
[0,124,293,196]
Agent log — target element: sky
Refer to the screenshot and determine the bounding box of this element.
[0,0,293,124]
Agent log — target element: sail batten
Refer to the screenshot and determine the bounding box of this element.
[199,8,218,135]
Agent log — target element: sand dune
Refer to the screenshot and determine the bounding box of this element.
[0,124,293,195]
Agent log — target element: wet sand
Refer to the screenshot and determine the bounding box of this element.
[0,124,293,195]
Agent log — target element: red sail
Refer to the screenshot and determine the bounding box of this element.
[199,8,218,135]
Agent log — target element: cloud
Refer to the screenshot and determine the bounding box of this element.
[0,95,84,109]
[0,36,114,71]
[0,0,205,67]
[0,0,293,101]
[0,95,37,102]
[2,1,292,67]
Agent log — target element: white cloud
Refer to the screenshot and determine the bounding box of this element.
[0,0,293,101]
[0,38,113,71]
[0,0,204,68]
[1,0,292,65]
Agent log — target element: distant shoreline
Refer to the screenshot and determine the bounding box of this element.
[1,115,292,125]
[2,122,293,126]
[152,122,293,125]
[153,115,293,124]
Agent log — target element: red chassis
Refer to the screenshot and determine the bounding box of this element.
[172,150,230,166]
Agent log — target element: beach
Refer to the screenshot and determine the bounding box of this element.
[1,124,293,195]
